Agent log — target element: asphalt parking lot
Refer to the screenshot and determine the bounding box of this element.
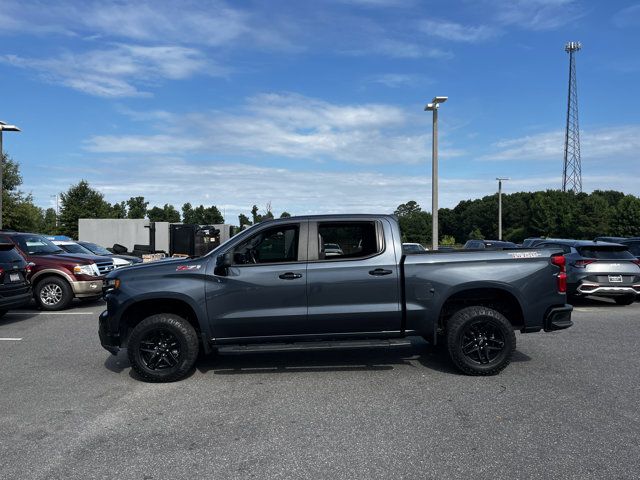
[1,298,639,480]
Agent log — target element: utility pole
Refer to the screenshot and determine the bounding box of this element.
[496,178,509,240]
[562,42,582,193]
[424,96,447,251]
[0,121,21,230]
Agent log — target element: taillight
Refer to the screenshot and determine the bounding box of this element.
[573,259,595,268]
[551,255,567,293]
[632,259,640,266]
[0,267,4,277]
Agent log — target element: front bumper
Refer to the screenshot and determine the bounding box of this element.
[544,304,573,332]
[99,309,120,355]
[72,279,105,298]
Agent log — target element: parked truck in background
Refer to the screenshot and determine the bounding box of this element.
[99,214,573,382]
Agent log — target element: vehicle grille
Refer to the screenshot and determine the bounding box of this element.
[96,261,115,275]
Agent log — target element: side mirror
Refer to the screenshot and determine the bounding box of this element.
[216,252,233,268]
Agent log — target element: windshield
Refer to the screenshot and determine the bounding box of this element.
[60,243,95,255]
[81,242,111,255]
[14,235,64,255]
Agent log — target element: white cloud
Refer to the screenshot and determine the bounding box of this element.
[366,39,453,59]
[420,20,497,43]
[84,93,463,164]
[1,45,216,97]
[480,125,640,162]
[367,73,429,88]
[491,0,583,31]
[612,4,640,28]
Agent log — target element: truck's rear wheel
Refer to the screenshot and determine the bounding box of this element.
[447,306,515,376]
[127,313,199,382]
[35,276,73,311]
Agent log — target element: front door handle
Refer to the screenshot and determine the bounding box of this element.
[369,268,392,276]
[279,272,303,280]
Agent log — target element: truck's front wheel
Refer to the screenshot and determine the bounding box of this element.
[447,306,515,376]
[127,313,199,382]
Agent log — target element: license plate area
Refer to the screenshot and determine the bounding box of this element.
[608,275,623,283]
[9,272,21,282]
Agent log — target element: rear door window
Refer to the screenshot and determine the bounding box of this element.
[576,247,635,260]
[317,222,380,260]
[0,245,24,263]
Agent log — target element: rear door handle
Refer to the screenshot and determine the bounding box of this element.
[369,268,393,276]
[279,272,303,280]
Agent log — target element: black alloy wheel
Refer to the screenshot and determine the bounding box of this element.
[447,306,516,376]
[138,329,182,371]
[460,319,506,365]
[127,313,199,382]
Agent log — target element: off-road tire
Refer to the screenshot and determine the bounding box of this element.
[447,306,516,376]
[34,276,74,311]
[614,295,636,306]
[127,313,199,382]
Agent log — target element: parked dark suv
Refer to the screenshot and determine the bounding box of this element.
[0,243,32,317]
[594,237,640,260]
[534,239,640,305]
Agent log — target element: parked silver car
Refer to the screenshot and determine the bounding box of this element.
[534,239,640,305]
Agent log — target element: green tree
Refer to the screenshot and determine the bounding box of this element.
[111,201,127,219]
[148,204,181,223]
[181,203,223,224]
[41,208,58,235]
[280,211,291,218]
[394,201,431,244]
[1,154,45,232]
[441,235,456,246]
[59,180,112,238]
[612,195,640,237]
[394,200,422,217]
[238,213,251,227]
[126,196,148,219]
[468,227,484,240]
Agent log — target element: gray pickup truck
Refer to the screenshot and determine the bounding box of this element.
[99,214,572,382]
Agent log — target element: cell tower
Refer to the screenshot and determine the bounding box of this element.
[562,41,582,193]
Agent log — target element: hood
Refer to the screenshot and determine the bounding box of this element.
[58,253,113,264]
[106,256,203,279]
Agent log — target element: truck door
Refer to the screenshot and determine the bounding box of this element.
[305,219,401,334]
[205,221,309,339]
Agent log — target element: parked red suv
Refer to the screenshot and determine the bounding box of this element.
[0,232,114,310]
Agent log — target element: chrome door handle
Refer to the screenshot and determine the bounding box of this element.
[369,268,392,276]
[279,272,303,280]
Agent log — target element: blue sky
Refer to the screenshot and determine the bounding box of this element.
[1,0,639,222]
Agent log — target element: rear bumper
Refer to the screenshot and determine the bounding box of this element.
[0,288,32,310]
[72,279,105,298]
[576,283,639,297]
[99,309,120,355]
[544,304,573,332]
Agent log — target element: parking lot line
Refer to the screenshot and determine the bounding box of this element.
[0,338,22,341]
[7,311,97,316]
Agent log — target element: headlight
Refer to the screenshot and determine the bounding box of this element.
[73,264,99,276]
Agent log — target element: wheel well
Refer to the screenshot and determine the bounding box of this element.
[120,299,203,343]
[32,273,70,289]
[438,288,525,331]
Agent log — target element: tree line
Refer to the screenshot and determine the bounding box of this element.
[395,189,640,245]
[3,154,639,243]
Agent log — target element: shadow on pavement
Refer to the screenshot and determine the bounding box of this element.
[104,337,531,380]
[569,296,630,307]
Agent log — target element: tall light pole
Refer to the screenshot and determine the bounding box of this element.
[424,96,447,251]
[496,177,510,240]
[0,121,21,230]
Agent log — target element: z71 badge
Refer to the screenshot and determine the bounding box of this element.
[176,265,202,271]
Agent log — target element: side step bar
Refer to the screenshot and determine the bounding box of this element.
[217,338,413,354]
